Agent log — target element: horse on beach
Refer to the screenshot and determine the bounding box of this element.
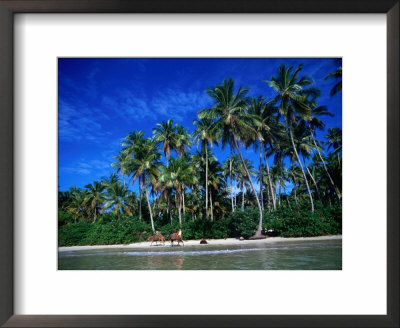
[148,233,165,246]
[167,232,184,246]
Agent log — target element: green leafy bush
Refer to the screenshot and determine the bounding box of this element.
[226,209,259,238]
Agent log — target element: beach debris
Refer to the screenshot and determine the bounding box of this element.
[239,236,244,241]
[200,239,208,244]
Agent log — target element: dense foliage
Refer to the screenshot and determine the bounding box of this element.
[58,202,341,246]
[59,63,342,245]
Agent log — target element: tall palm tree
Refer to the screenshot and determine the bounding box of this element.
[121,131,145,219]
[152,119,178,166]
[324,66,342,96]
[193,118,219,220]
[305,104,341,200]
[158,156,198,226]
[84,181,106,222]
[199,78,264,238]
[247,96,280,210]
[127,137,161,233]
[266,64,316,212]
[152,120,179,222]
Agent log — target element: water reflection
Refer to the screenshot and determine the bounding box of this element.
[59,239,342,270]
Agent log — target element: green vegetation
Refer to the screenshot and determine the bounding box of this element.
[59,64,342,246]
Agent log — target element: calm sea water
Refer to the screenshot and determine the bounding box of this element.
[58,238,342,270]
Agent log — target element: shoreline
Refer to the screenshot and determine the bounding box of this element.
[58,235,342,252]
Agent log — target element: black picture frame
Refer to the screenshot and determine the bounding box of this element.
[0,1,398,327]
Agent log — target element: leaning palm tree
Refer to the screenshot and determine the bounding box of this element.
[199,78,265,238]
[324,66,342,96]
[84,181,106,222]
[325,127,342,165]
[305,104,341,200]
[193,118,219,220]
[266,64,316,212]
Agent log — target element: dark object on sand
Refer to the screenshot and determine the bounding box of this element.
[200,239,207,244]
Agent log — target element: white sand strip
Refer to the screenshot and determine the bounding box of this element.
[58,235,342,252]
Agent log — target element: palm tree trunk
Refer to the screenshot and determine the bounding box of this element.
[233,138,263,238]
[305,164,322,203]
[210,191,213,222]
[205,145,209,219]
[310,129,341,200]
[261,144,276,210]
[182,187,186,215]
[259,147,264,211]
[234,185,237,208]
[138,185,142,220]
[144,187,155,233]
[230,150,234,212]
[266,185,271,211]
[289,127,314,212]
[93,207,97,223]
[177,194,182,227]
[242,182,245,210]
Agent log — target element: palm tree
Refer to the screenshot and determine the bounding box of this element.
[324,66,342,96]
[199,78,264,238]
[158,155,197,226]
[102,182,132,218]
[247,96,280,210]
[111,152,131,187]
[266,64,316,212]
[152,120,179,222]
[66,188,86,223]
[121,131,145,218]
[84,180,106,222]
[152,119,178,166]
[325,127,342,165]
[305,104,341,200]
[176,125,191,156]
[193,118,219,220]
[127,137,161,233]
[222,154,241,212]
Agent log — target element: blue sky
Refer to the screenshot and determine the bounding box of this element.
[58,58,342,192]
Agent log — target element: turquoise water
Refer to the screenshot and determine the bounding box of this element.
[58,238,342,270]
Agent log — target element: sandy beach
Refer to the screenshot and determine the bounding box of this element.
[58,235,342,252]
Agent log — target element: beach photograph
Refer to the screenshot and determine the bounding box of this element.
[58,58,342,270]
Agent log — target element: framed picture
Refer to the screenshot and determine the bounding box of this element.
[0,0,398,327]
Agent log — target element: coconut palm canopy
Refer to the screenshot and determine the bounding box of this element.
[59,58,341,193]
